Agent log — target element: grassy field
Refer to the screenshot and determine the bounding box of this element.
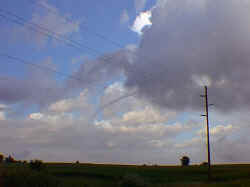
[1,163,250,187]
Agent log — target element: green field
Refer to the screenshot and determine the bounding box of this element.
[1,163,250,187]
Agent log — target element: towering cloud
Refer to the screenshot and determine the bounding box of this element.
[52,0,250,113]
[131,10,152,35]
[124,0,250,112]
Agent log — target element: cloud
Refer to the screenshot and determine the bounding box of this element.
[3,0,250,164]
[1,88,250,164]
[100,82,140,119]
[95,120,190,139]
[0,78,199,164]
[12,0,80,47]
[120,9,129,24]
[95,121,188,137]
[126,44,137,52]
[210,125,234,136]
[0,57,65,107]
[0,112,6,120]
[28,89,94,130]
[174,122,247,163]
[71,55,88,64]
[0,104,8,120]
[123,0,250,112]
[122,106,175,124]
[14,150,31,160]
[29,113,43,120]
[131,10,152,35]
[5,0,250,114]
[48,89,90,113]
[66,49,131,91]
[0,104,8,111]
[135,0,147,13]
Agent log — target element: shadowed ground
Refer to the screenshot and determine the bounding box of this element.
[1,163,250,186]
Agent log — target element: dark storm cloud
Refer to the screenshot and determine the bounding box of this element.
[124,0,250,111]
[66,49,133,90]
[3,0,250,113]
[69,0,250,112]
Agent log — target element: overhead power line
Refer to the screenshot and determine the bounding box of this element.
[24,0,191,92]
[0,52,166,116]
[0,53,83,82]
[0,8,132,71]
[0,7,205,116]
[26,0,124,48]
[0,7,175,112]
[0,8,101,55]
[0,13,82,52]
[0,52,162,89]
[0,8,140,77]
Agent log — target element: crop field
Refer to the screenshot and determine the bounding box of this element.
[1,163,250,187]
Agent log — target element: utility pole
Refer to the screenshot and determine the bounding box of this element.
[201,86,211,180]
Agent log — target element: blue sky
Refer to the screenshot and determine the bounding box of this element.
[0,0,250,164]
[0,0,156,83]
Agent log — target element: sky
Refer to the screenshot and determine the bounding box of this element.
[0,0,250,164]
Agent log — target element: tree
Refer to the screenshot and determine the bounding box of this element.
[200,162,208,166]
[5,155,15,163]
[0,154,4,163]
[29,160,44,171]
[180,156,190,166]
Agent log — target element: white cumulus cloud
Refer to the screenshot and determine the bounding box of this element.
[120,9,130,24]
[131,10,152,35]
[13,0,80,47]
[48,89,90,113]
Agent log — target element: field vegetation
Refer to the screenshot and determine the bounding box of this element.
[0,162,250,187]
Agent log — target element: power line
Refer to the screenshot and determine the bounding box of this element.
[26,0,124,48]
[0,52,162,93]
[0,9,101,55]
[0,52,163,90]
[0,8,147,82]
[0,8,174,112]
[0,7,155,78]
[0,8,128,70]
[23,0,153,72]
[1,50,207,122]
[0,13,82,52]
[93,90,138,117]
[0,53,83,82]
[94,68,168,115]
[0,6,203,117]
[0,52,167,116]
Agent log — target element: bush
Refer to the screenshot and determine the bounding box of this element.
[180,156,190,166]
[5,155,15,163]
[29,160,45,171]
[0,154,4,163]
[200,162,208,166]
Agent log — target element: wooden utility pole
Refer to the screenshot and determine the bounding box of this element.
[201,86,211,180]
